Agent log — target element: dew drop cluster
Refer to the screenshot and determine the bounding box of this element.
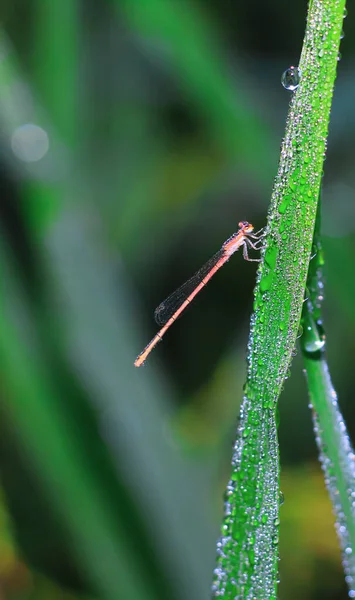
[212,0,347,597]
[212,396,280,599]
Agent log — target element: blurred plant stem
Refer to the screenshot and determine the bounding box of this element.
[118,0,275,184]
[32,0,78,144]
[0,23,215,600]
[0,236,158,600]
[301,203,355,594]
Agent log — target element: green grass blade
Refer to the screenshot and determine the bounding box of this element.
[118,0,275,183]
[0,29,216,600]
[43,213,216,600]
[213,1,346,598]
[31,0,78,144]
[0,238,158,600]
[0,30,61,232]
[301,205,355,594]
[323,235,355,330]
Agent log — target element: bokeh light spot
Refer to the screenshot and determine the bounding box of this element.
[11,123,49,163]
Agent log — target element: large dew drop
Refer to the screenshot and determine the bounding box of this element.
[281,66,301,91]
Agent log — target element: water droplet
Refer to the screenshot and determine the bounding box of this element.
[281,66,301,91]
[279,194,292,214]
[302,313,326,354]
[264,244,278,270]
[242,427,250,438]
[260,271,273,293]
[340,29,345,39]
[343,7,348,18]
[337,52,342,62]
[253,296,261,311]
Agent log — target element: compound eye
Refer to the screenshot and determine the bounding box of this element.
[238,220,249,228]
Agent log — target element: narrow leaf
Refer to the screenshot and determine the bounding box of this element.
[301,204,355,595]
[213,1,346,598]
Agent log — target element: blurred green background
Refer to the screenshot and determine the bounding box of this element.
[0,1,354,599]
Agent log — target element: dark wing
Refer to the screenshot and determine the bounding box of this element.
[154,249,225,325]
